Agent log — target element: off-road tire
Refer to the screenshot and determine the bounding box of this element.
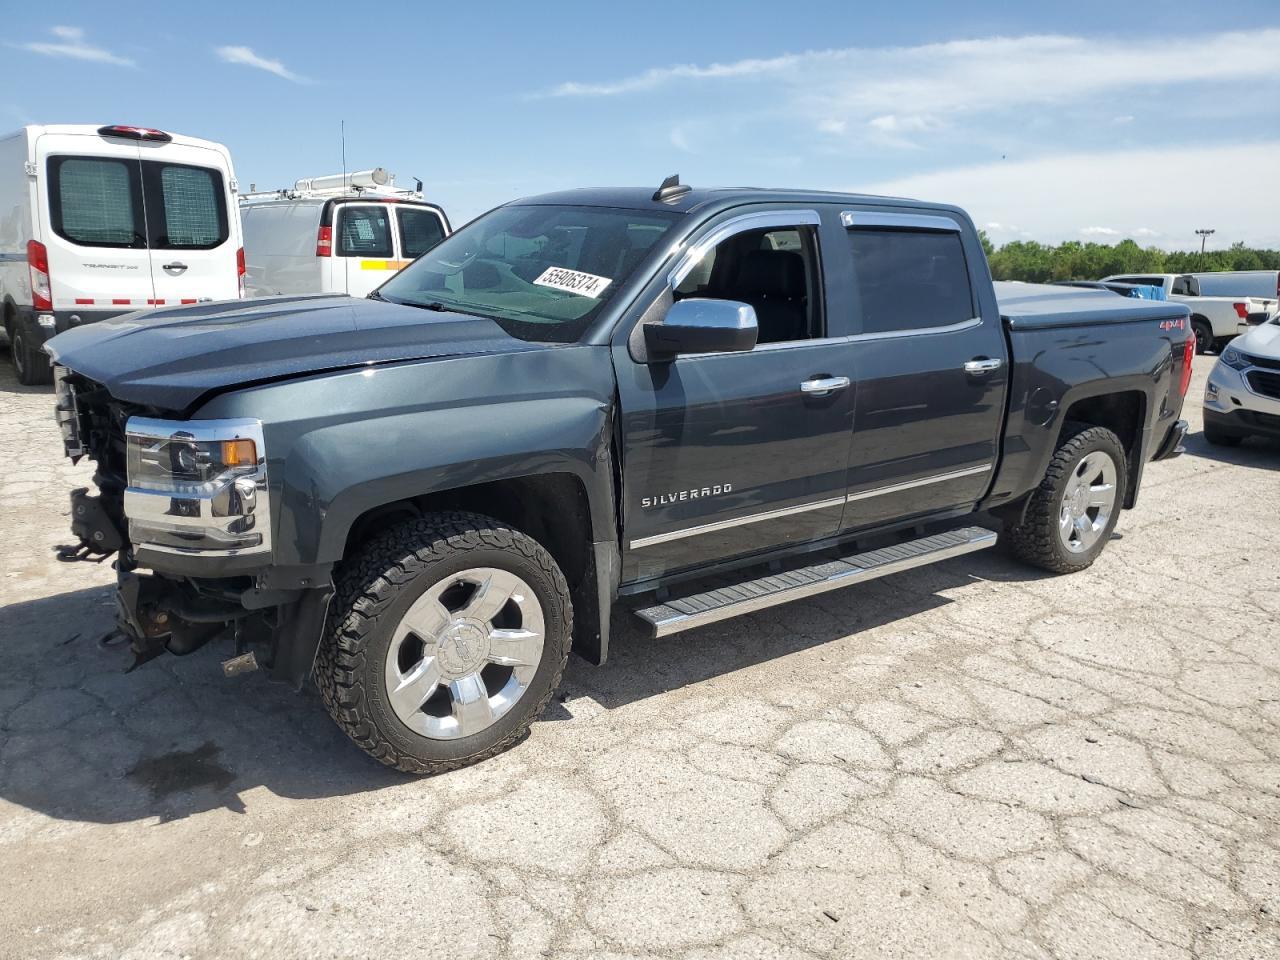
[316,511,572,774]
[10,319,52,385]
[1005,422,1127,574]
[1203,422,1243,447]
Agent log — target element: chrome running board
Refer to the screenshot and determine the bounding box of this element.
[633,526,998,638]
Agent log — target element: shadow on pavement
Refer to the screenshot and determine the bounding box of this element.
[1,530,1048,825]
[0,585,404,826]
[0,347,53,395]
[560,541,1045,711]
[1181,427,1280,466]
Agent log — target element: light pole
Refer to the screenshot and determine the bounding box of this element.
[1195,228,1215,256]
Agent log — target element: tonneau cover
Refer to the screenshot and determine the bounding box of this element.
[995,281,1189,329]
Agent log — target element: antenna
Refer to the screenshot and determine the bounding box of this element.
[653,173,691,203]
[340,119,348,193]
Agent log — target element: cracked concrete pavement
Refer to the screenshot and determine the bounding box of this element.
[0,356,1277,959]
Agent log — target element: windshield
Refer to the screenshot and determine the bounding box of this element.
[376,204,681,342]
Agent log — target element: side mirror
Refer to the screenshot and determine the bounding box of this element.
[643,298,758,359]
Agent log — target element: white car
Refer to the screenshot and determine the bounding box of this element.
[0,123,244,384]
[1203,315,1280,446]
[239,169,450,299]
[1103,273,1278,355]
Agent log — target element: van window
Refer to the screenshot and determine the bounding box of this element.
[48,156,143,248]
[48,156,228,250]
[155,164,227,248]
[398,207,446,259]
[848,229,974,334]
[337,206,392,257]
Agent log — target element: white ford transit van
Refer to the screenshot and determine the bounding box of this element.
[0,124,244,383]
[239,169,450,300]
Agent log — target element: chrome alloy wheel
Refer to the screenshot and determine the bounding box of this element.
[1058,451,1118,554]
[384,567,545,740]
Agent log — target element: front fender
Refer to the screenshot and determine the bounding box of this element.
[195,346,618,568]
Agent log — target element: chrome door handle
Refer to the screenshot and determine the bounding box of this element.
[964,358,1003,375]
[162,261,188,274]
[800,376,851,395]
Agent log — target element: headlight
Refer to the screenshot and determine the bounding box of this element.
[1220,348,1251,371]
[123,417,271,555]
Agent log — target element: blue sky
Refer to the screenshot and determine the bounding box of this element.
[6,1,1279,247]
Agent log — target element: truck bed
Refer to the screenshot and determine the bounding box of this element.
[994,281,1188,329]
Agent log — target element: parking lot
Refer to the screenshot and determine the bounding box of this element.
[0,358,1277,959]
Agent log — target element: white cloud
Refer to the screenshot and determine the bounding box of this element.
[869,114,934,133]
[865,142,1280,249]
[541,29,1280,144]
[669,126,694,153]
[1080,226,1121,237]
[865,113,939,148]
[21,25,134,66]
[1112,115,1136,125]
[543,51,817,97]
[215,45,305,83]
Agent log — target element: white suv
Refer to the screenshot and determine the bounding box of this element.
[1203,315,1280,446]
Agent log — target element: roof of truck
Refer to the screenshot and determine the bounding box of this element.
[509,186,957,217]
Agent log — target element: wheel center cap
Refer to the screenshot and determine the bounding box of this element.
[436,620,490,678]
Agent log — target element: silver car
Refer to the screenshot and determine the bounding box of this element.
[1203,315,1280,445]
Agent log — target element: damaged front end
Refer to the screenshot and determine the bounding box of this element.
[52,365,331,684]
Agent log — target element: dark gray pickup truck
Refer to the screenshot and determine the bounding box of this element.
[46,181,1194,773]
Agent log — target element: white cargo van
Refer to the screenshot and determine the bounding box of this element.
[239,169,450,300]
[0,124,244,383]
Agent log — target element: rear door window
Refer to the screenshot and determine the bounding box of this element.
[150,163,228,248]
[48,156,228,250]
[848,228,974,334]
[337,205,392,258]
[48,156,144,248]
[397,207,447,259]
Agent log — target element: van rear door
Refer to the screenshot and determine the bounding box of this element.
[333,202,398,297]
[36,132,156,311]
[140,139,240,306]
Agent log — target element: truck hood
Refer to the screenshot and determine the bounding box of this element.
[45,295,545,410]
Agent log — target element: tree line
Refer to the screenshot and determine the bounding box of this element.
[977,233,1280,283]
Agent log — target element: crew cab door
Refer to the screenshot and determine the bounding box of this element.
[613,209,856,584]
[839,210,1008,529]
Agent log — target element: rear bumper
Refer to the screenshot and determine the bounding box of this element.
[1151,419,1188,461]
[21,307,132,347]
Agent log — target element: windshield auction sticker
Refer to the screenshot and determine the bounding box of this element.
[533,266,612,298]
